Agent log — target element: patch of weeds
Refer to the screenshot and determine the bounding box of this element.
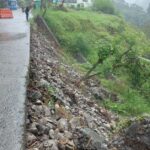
[48,86,56,95]
[101,79,150,116]
[48,97,56,109]
[47,85,57,109]
[59,65,67,75]
[113,114,150,134]
[114,118,133,133]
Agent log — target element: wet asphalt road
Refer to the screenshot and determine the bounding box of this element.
[0,10,30,150]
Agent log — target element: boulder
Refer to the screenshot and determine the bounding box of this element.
[124,118,150,150]
[73,128,107,150]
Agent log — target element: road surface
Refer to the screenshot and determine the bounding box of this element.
[0,10,30,150]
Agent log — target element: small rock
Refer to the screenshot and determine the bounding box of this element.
[64,130,72,140]
[101,143,108,150]
[57,132,65,140]
[38,79,50,88]
[40,140,58,150]
[28,122,38,135]
[41,134,49,142]
[29,148,39,150]
[26,132,37,145]
[49,129,55,139]
[73,128,106,150]
[104,123,111,129]
[35,99,43,105]
[86,100,95,107]
[28,90,42,101]
[31,105,43,117]
[36,124,50,135]
[69,117,83,129]
[65,140,75,150]
[57,118,68,132]
[43,105,51,116]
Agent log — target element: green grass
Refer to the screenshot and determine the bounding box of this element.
[43,9,126,63]
[101,79,150,116]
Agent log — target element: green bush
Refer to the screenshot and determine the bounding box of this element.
[103,83,150,116]
[69,34,90,57]
[93,0,115,14]
[0,1,6,8]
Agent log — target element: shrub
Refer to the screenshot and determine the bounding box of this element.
[92,0,115,14]
[69,34,90,57]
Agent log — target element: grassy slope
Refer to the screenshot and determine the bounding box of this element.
[40,8,150,116]
[44,9,125,62]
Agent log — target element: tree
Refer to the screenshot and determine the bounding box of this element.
[0,0,7,8]
[79,40,115,83]
[147,3,150,14]
[59,0,65,8]
[114,0,146,27]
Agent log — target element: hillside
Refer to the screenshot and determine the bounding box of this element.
[44,9,150,60]
[25,7,150,150]
[40,9,150,116]
[26,20,150,150]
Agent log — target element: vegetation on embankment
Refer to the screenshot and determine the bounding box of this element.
[33,8,150,116]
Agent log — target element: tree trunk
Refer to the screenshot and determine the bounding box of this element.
[42,7,47,17]
[60,0,65,7]
[80,58,103,82]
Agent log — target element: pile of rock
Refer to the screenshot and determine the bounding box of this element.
[109,117,150,150]
[26,27,118,150]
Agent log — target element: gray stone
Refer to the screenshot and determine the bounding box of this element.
[69,117,80,129]
[49,129,55,139]
[56,132,65,140]
[101,143,108,150]
[125,118,150,149]
[26,133,37,145]
[36,124,50,135]
[35,100,43,105]
[32,148,39,150]
[40,140,58,150]
[28,122,38,135]
[41,134,49,142]
[90,87,106,100]
[57,118,68,132]
[43,105,51,116]
[38,79,50,88]
[73,128,105,150]
[64,130,72,140]
[28,90,42,101]
[31,105,43,116]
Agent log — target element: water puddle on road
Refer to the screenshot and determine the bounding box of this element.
[0,32,27,41]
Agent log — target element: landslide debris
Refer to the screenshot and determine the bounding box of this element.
[26,26,150,150]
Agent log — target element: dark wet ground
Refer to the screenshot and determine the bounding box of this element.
[0,32,27,41]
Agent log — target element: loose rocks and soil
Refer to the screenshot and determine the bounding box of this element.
[26,24,150,150]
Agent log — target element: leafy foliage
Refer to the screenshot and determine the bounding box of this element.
[114,0,146,27]
[93,0,115,14]
[113,0,150,40]
[147,3,150,14]
[0,0,7,8]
